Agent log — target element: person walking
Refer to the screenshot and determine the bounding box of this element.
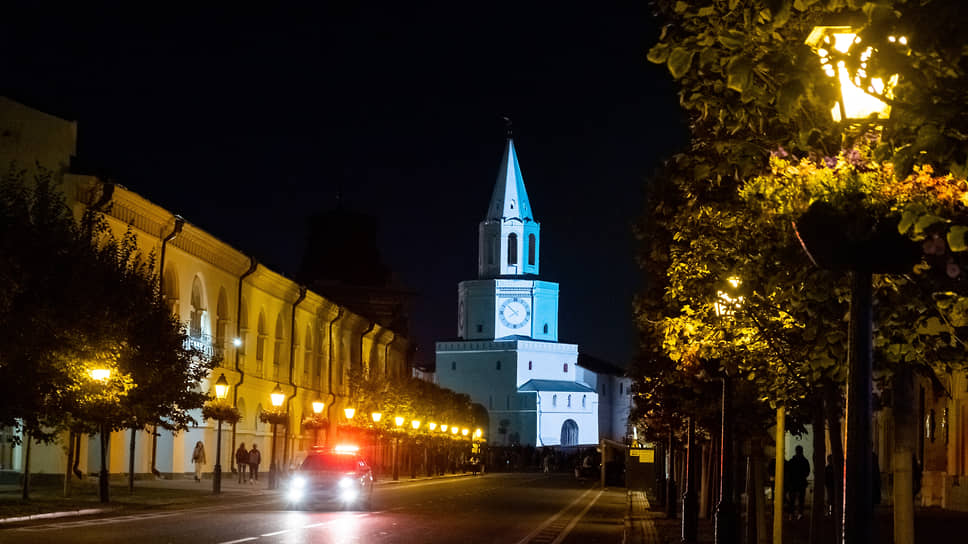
[235,442,248,484]
[787,445,810,519]
[248,443,261,483]
[192,441,206,482]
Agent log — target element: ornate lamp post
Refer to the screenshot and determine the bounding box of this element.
[713,277,744,544]
[268,383,285,490]
[212,373,230,494]
[805,25,902,544]
[90,368,112,503]
[311,396,325,446]
[393,416,405,481]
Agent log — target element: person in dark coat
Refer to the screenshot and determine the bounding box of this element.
[235,443,248,484]
[787,445,810,519]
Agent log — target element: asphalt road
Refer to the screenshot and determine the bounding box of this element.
[1,473,627,544]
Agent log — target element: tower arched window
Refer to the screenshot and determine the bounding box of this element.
[528,361,532,371]
[563,363,568,373]
[452,361,457,371]
[552,394,557,407]
[582,395,586,408]
[543,324,549,334]
[528,234,536,266]
[507,233,518,265]
[567,395,572,408]
[496,360,501,370]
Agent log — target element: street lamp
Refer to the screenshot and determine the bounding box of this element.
[344,407,356,420]
[440,424,448,433]
[91,367,112,503]
[713,277,742,544]
[212,373,230,495]
[311,396,325,446]
[392,416,405,481]
[268,383,284,490]
[371,412,383,424]
[411,420,421,431]
[806,25,901,544]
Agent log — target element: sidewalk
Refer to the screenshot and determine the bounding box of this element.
[624,490,662,544]
[0,469,475,525]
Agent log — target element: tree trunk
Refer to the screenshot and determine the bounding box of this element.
[773,407,785,544]
[810,392,826,544]
[64,430,75,497]
[128,427,137,493]
[893,366,916,544]
[21,429,31,501]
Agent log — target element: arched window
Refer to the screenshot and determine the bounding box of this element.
[256,310,267,374]
[314,325,324,388]
[506,395,510,409]
[507,233,518,265]
[489,395,493,409]
[528,234,536,265]
[238,297,249,364]
[543,324,549,334]
[528,361,533,370]
[560,420,579,447]
[496,360,501,370]
[620,382,624,394]
[273,314,284,380]
[563,363,568,373]
[567,395,572,408]
[582,395,586,408]
[162,267,179,315]
[451,361,457,371]
[189,276,205,337]
[552,394,557,407]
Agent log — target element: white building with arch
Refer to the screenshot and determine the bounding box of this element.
[436,137,600,448]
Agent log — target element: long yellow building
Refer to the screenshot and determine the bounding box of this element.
[0,96,410,480]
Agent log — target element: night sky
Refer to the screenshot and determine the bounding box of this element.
[1,5,687,368]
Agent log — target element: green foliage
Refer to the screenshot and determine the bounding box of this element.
[0,163,211,442]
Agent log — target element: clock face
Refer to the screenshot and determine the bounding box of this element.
[498,297,531,329]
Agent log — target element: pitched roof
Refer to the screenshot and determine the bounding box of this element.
[517,379,596,393]
[485,139,534,222]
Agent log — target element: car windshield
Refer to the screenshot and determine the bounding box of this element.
[300,453,363,472]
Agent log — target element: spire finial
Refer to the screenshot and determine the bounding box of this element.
[503,116,513,140]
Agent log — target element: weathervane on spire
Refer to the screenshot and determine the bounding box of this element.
[503,116,513,140]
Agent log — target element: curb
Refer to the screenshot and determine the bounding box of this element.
[0,507,117,524]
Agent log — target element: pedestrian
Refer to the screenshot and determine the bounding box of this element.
[787,445,810,519]
[192,441,206,482]
[248,443,261,483]
[235,442,248,484]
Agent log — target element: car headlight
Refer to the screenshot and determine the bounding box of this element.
[338,476,354,489]
[291,476,307,489]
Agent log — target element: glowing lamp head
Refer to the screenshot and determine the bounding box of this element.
[805,25,898,122]
[233,337,242,347]
[214,373,229,400]
[411,420,421,430]
[270,383,285,407]
[394,416,405,427]
[89,368,111,382]
[344,407,355,420]
[312,399,325,414]
[371,412,383,423]
[451,427,459,435]
[474,428,483,438]
[461,428,469,436]
[428,422,437,431]
[714,276,744,318]
[441,424,449,433]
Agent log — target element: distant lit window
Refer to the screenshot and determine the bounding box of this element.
[528,234,536,265]
[451,361,457,371]
[507,233,518,265]
[563,363,568,373]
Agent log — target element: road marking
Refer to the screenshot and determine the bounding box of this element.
[260,529,290,536]
[549,489,604,544]
[513,485,596,544]
[216,538,257,544]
